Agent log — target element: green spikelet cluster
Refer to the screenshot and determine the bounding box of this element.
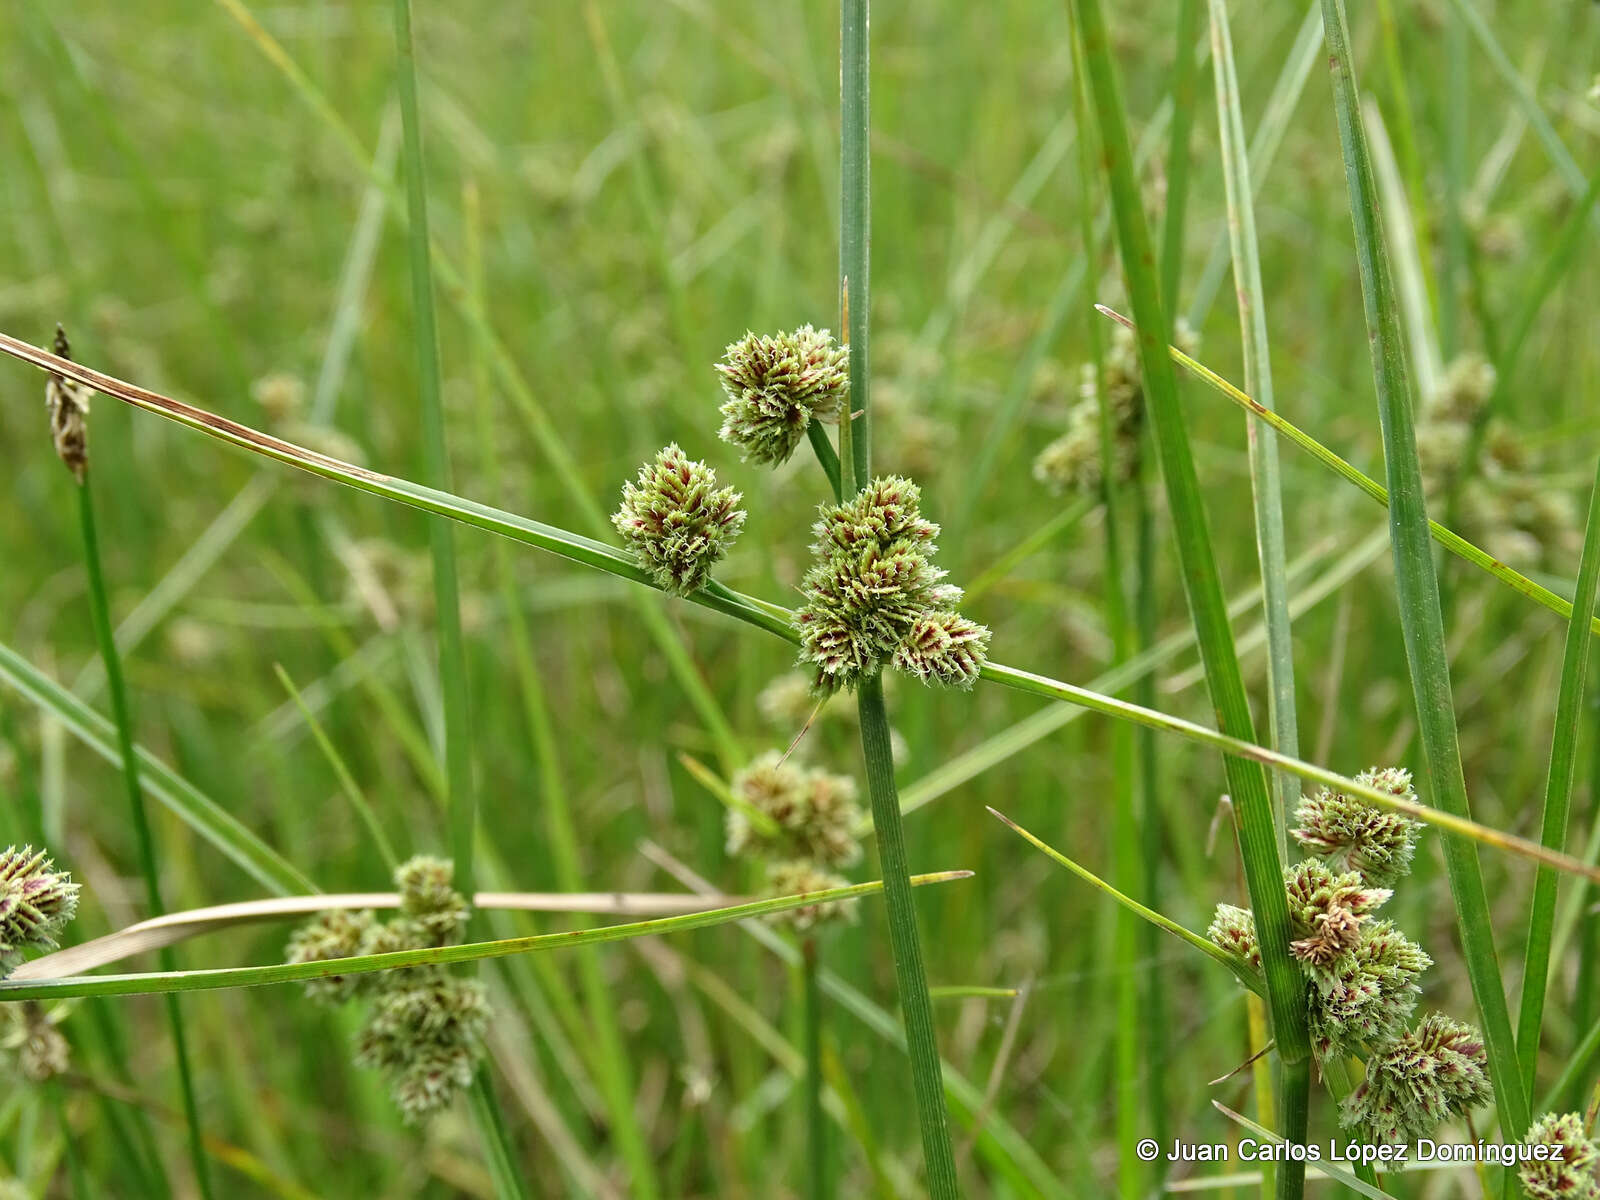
[1340,1012,1494,1145]
[1521,1112,1600,1200]
[725,751,864,868]
[1209,775,1472,1075]
[1032,321,1196,496]
[715,326,849,465]
[762,861,858,933]
[613,444,747,595]
[794,476,989,694]
[0,846,80,976]
[285,856,487,1122]
[1293,766,1423,887]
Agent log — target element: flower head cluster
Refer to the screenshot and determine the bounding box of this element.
[0,846,81,976]
[1210,772,1448,1067]
[1293,767,1423,887]
[285,856,486,1122]
[613,444,747,595]
[795,477,990,694]
[762,861,858,933]
[1340,1012,1493,1145]
[725,752,863,868]
[1032,321,1196,496]
[715,326,849,465]
[1520,1111,1600,1200]
[1418,353,1577,567]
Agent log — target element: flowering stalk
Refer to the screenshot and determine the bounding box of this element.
[51,328,215,1199]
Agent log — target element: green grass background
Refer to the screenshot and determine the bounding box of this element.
[1,1,1597,1194]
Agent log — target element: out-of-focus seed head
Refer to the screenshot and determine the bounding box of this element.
[0,846,81,976]
[613,444,747,595]
[1339,1012,1493,1144]
[285,908,377,1005]
[395,856,471,947]
[1426,353,1497,425]
[891,610,991,689]
[725,751,864,868]
[4,1002,70,1082]
[251,372,307,423]
[715,326,849,465]
[355,970,490,1123]
[44,326,91,483]
[763,861,858,932]
[1520,1111,1600,1200]
[1292,767,1423,887]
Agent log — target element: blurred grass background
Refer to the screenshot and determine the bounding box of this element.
[1,0,1598,1194]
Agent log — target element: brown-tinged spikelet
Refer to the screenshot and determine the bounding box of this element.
[1520,1112,1600,1200]
[285,908,376,1005]
[1339,1012,1493,1144]
[44,326,91,482]
[0,846,80,976]
[1293,767,1423,887]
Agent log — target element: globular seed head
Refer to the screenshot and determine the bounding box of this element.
[1292,768,1423,888]
[613,444,747,596]
[0,846,81,976]
[763,861,857,933]
[715,326,849,465]
[285,908,377,1004]
[1520,1112,1600,1200]
[794,477,984,695]
[1339,1012,1493,1145]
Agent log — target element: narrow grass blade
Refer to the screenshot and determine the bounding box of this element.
[1070,2,1314,1190]
[1515,456,1600,1096]
[0,332,794,644]
[0,641,315,896]
[979,660,1600,883]
[1319,0,1530,1144]
[272,664,399,870]
[1158,0,1201,316]
[1096,306,1600,637]
[0,872,972,1002]
[1210,1104,1399,1200]
[987,809,1263,993]
[1209,0,1301,849]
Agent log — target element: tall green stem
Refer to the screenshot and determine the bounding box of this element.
[1318,0,1531,1153]
[78,472,214,1199]
[391,2,524,1191]
[839,3,958,1190]
[1068,2,1312,1194]
[803,939,829,1200]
